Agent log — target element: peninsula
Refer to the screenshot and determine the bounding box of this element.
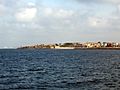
[18,42,120,50]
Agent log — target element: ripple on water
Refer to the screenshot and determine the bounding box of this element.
[0,49,120,90]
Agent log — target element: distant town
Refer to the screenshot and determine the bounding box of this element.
[18,41,120,50]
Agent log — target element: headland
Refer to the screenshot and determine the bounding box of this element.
[18,41,120,50]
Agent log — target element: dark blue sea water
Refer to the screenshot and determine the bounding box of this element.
[0,49,120,90]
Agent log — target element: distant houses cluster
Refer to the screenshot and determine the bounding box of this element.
[84,42,120,48]
[18,42,120,49]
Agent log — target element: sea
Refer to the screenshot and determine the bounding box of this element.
[0,49,120,90]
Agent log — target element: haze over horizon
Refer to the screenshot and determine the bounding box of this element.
[0,0,120,48]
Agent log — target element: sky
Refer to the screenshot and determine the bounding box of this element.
[0,0,120,48]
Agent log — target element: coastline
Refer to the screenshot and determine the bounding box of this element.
[74,48,120,50]
[17,41,120,50]
[17,47,120,50]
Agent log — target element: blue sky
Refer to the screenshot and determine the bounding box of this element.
[0,0,120,48]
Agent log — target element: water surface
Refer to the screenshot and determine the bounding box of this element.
[0,49,120,90]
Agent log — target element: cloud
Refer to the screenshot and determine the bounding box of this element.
[15,7,37,22]
[15,1,37,22]
[74,0,120,4]
[1,0,120,48]
[0,4,5,15]
[88,17,108,28]
[27,2,36,6]
[55,9,74,18]
[43,8,74,18]
[44,8,53,16]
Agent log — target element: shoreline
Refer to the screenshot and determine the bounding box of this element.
[17,47,120,50]
[74,48,120,50]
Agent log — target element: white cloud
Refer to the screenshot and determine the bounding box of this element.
[105,0,120,4]
[55,9,74,18]
[43,8,74,18]
[1,0,120,48]
[88,17,108,27]
[15,7,37,22]
[44,8,53,16]
[0,4,7,15]
[27,2,36,7]
[74,0,120,4]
